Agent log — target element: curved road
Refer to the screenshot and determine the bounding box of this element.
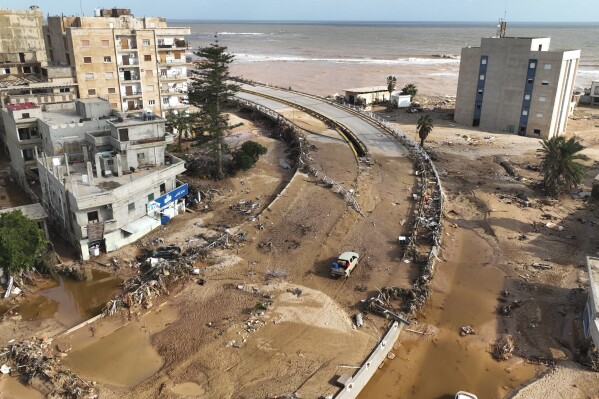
[236,84,410,157]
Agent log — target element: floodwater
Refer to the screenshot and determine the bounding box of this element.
[18,269,122,328]
[62,322,164,387]
[0,375,45,399]
[359,228,537,399]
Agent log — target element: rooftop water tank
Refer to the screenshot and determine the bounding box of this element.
[93,8,101,17]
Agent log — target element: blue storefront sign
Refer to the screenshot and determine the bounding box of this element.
[153,183,189,208]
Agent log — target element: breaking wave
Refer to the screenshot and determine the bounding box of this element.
[235,54,461,65]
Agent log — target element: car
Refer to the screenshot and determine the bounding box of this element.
[456,392,478,399]
[149,245,182,259]
[331,251,360,277]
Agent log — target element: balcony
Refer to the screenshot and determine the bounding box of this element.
[160,74,187,81]
[157,40,188,51]
[158,58,188,66]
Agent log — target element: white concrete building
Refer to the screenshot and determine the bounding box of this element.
[584,257,599,348]
[344,86,390,105]
[32,98,186,259]
[455,36,580,139]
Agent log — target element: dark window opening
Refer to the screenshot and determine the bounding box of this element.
[473,118,480,127]
[533,129,541,135]
[23,66,31,73]
[538,44,543,51]
[527,78,533,84]
[148,193,155,202]
[476,104,481,110]
[87,211,99,223]
[128,202,135,212]
[518,126,526,136]
[19,52,25,62]
[22,113,30,119]
[118,128,129,141]
[22,148,34,161]
[160,183,166,195]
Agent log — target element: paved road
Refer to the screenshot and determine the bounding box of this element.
[236,84,410,157]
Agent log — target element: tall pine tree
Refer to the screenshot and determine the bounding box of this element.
[188,35,239,179]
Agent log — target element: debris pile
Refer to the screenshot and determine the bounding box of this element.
[229,199,261,215]
[492,335,515,361]
[0,338,96,398]
[104,234,231,316]
[460,326,475,336]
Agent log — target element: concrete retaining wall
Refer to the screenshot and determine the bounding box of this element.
[334,321,403,399]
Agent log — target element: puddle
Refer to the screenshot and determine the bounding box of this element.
[171,382,206,397]
[0,375,45,399]
[18,269,122,328]
[62,322,164,387]
[359,228,536,399]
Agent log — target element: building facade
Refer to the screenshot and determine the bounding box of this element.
[44,9,191,117]
[455,36,580,139]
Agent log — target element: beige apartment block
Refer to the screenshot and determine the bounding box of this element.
[0,6,47,68]
[455,36,580,139]
[45,9,191,117]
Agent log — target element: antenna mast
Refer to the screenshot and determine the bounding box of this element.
[496,0,508,38]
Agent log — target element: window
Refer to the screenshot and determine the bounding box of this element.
[22,148,34,161]
[527,78,533,84]
[477,89,483,94]
[144,54,152,61]
[143,39,150,46]
[481,58,487,65]
[87,211,99,223]
[524,94,531,100]
[88,89,96,95]
[146,85,154,92]
[539,96,546,102]
[542,80,550,86]
[476,104,481,109]
[81,39,90,47]
[84,56,92,64]
[163,97,169,104]
[105,72,115,79]
[160,183,166,194]
[149,23,156,28]
[110,102,118,108]
[59,87,71,92]
[146,70,154,77]
[533,129,541,135]
[536,113,544,118]
[137,152,146,162]
[104,56,112,63]
[148,193,154,201]
[538,44,543,51]
[128,202,135,212]
[479,74,485,81]
[522,110,528,116]
[108,87,116,94]
[85,73,94,80]
[529,62,536,68]
[149,100,155,105]
[3,68,10,74]
[22,113,30,119]
[544,63,552,70]
[101,39,110,47]
[23,66,31,73]
[119,128,129,141]
[18,127,38,140]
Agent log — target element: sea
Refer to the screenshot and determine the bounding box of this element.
[178,21,599,96]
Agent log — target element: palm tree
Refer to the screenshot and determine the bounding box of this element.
[538,136,589,196]
[166,111,197,147]
[417,115,433,147]
[387,75,397,97]
[401,83,418,98]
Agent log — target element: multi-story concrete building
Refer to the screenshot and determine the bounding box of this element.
[44,9,191,117]
[0,7,79,153]
[455,36,580,139]
[32,98,186,259]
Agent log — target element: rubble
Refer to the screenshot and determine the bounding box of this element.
[0,337,96,398]
[460,326,475,336]
[493,335,515,361]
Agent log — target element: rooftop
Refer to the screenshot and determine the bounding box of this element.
[0,203,47,220]
[0,74,47,89]
[344,86,389,93]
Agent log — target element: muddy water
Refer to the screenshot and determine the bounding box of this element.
[359,228,537,399]
[62,322,164,387]
[18,269,122,327]
[0,375,45,399]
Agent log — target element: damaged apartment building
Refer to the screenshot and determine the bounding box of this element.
[3,97,186,259]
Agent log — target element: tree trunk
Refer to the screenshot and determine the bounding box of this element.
[420,137,425,147]
[217,139,224,179]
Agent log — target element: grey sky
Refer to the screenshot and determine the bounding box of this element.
[7,0,598,22]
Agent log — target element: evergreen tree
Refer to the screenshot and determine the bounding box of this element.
[188,35,240,179]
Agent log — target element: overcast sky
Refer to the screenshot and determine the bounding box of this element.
[7,0,598,22]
